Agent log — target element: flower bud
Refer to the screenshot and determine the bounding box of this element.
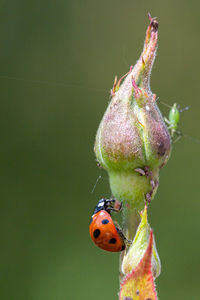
[121,206,161,278]
[94,15,171,210]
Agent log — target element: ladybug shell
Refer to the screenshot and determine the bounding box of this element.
[89,210,125,252]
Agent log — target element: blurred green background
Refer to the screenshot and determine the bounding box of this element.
[0,0,199,299]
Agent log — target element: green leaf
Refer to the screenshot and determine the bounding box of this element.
[119,231,157,300]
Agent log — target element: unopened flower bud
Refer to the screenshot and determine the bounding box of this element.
[94,15,171,210]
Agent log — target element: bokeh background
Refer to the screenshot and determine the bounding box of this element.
[0,0,199,299]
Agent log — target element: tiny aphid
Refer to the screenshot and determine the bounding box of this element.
[164,102,189,142]
[165,103,180,137]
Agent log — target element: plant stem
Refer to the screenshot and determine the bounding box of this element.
[123,206,141,240]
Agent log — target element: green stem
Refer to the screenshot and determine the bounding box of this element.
[119,206,140,283]
[108,170,152,211]
[123,205,141,240]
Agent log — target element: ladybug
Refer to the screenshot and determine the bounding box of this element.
[89,198,126,252]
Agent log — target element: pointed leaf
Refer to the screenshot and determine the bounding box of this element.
[119,231,157,300]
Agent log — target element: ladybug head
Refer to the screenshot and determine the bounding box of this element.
[93,198,122,215]
[93,198,108,214]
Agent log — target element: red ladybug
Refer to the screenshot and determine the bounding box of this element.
[89,198,126,252]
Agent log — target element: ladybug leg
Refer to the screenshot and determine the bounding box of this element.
[109,208,119,212]
[114,199,122,211]
[109,207,122,213]
[106,198,123,213]
[116,227,132,244]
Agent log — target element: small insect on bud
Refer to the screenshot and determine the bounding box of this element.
[164,102,189,142]
[94,14,171,210]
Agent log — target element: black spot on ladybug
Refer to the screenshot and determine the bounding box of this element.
[136,290,139,295]
[93,229,100,238]
[121,244,125,251]
[109,238,116,244]
[89,217,93,224]
[102,219,109,224]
